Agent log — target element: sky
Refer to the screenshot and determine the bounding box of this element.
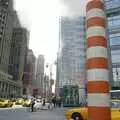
[14,0,60,64]
[61,0,85,17]
[13,0,85,92]
[13,0,85,62]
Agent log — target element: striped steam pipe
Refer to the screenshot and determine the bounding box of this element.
[86,0,111,120]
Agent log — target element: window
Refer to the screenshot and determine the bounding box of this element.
[0,31,2,35]
[111,50,120,63]
[109,33,120,46]
[113,67,120,81]
[3,15,5,19]
[108,15,120,29]
[2,83,4,92]
[2,21,4,24]
[105,0,120,9]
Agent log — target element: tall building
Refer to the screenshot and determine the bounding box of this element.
[9,28,28,82]
[12,11,21,28]
[105,0,120,87]
[0,0,13,9]
[36,55,45,96]
[27,49,36,85]
[43,75,50,99]
[55,55,60,97]
[0,0,13,72]
[58,16,86,103]
[23,49,37,97]
[0,0,22,98]
[36,55,44,75]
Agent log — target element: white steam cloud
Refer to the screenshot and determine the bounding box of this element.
[13,0,32,30]
[61,0,86,17]
[17,11,31,30]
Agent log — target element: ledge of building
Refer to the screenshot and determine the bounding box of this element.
[0,69,22,87]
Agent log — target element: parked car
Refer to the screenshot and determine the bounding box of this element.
[65,100,120,120]
[22,99,31,107]
[0,99,13,108]
[15,98,24,105]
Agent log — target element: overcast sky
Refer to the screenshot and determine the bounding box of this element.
[14,0,60,64]
[13,0,85,92]
[13,0,85,62]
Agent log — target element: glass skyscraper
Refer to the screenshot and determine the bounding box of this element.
[58,16,86,104]
[105,0,120,87]
[59,16,86,87]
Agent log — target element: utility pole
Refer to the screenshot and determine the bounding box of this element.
[86,0,111,120]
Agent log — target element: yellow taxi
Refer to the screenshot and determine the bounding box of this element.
[0,99,13,108]
[65,100,120,120]
[22,99,31,107]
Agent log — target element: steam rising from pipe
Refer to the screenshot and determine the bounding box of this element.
[61,0,86,17]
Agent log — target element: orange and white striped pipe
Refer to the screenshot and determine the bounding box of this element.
[86,0,111,120]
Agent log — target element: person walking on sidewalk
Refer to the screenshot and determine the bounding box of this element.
[57,97,62,108]
[31,99,35,112]
[52,97,56,107]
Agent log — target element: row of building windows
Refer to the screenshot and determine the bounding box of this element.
[111,50,120,63]
[113,67,120,81]
[0,71,12,80]
[106,0,120,84]
[59,17,86,88]
[0,11,6,42]
[105,0,120,10]
[0,14,5,19]
[108,15,120,30]
[109,33,120,46]
[0,81,21,97]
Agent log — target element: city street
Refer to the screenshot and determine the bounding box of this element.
[0,107,66,120]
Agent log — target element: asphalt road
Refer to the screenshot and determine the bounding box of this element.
[0,107,66,120]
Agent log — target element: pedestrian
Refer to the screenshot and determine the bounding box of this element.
[56,98,59,107]
[58,98,62,108]
[52,98,56,107]
[42,99,46,106]
[31,99,35,112]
